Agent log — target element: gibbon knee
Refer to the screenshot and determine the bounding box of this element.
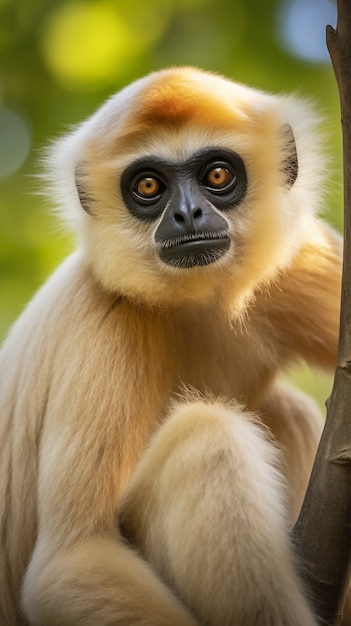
[120,398,318,626]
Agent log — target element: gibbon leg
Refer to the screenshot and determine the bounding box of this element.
[257,383,323,522]
[21,535,200,626]
[119,398,318,626]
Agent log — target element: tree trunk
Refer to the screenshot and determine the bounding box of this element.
[292,2,351,625]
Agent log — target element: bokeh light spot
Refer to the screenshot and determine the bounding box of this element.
[278,0,336,63]
[40,2,142,90]
[0,108,31,179]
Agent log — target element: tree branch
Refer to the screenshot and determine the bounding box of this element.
[292,2,351,624]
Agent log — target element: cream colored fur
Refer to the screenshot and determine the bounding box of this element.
[0,67,347,625]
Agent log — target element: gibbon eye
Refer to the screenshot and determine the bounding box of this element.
[137,177,159,197]
[205,167,232,189]
[132,173,166,204]
[201,161,236,194]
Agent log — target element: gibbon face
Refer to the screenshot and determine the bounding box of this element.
[120,147,248,269]
[50,67,320,308]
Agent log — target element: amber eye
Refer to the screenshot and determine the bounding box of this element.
[136,176,159,198]
[205,166,233,188]
[132,173,166,205]
[202,163,236,193]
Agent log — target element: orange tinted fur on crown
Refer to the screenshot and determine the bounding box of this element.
[132,69,250,127]
[111,68,268,151]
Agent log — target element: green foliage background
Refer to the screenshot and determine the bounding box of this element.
[0,0,341,407]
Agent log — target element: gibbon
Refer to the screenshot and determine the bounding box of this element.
[0,67,348,626]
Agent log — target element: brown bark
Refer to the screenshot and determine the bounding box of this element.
[292,2,351,625]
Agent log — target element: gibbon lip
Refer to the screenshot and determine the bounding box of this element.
[157,232,231,268]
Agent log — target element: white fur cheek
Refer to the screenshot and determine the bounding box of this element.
[221,182,308,316]
[248,190,304,272]
[78,214,237,307]
[78,218,156,297]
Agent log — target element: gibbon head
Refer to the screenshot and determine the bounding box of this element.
[47,67,323,310]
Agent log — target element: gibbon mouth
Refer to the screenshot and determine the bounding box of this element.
[157,232,231,269]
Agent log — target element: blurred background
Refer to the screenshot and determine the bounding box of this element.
[0,0,341,408]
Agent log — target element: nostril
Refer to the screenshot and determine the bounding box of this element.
[174,213,185,223]
[173,207,203,226]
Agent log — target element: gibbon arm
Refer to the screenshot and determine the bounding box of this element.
[4,256,199,626]
[252,220,341,520]
[260,220,342,370]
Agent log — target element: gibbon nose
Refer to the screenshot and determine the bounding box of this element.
[173,205,204,229]
[155,185,230,243]
[168,185,210,233]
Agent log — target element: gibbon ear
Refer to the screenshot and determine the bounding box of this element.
[280,123,298,188]
[75,163,95,215]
